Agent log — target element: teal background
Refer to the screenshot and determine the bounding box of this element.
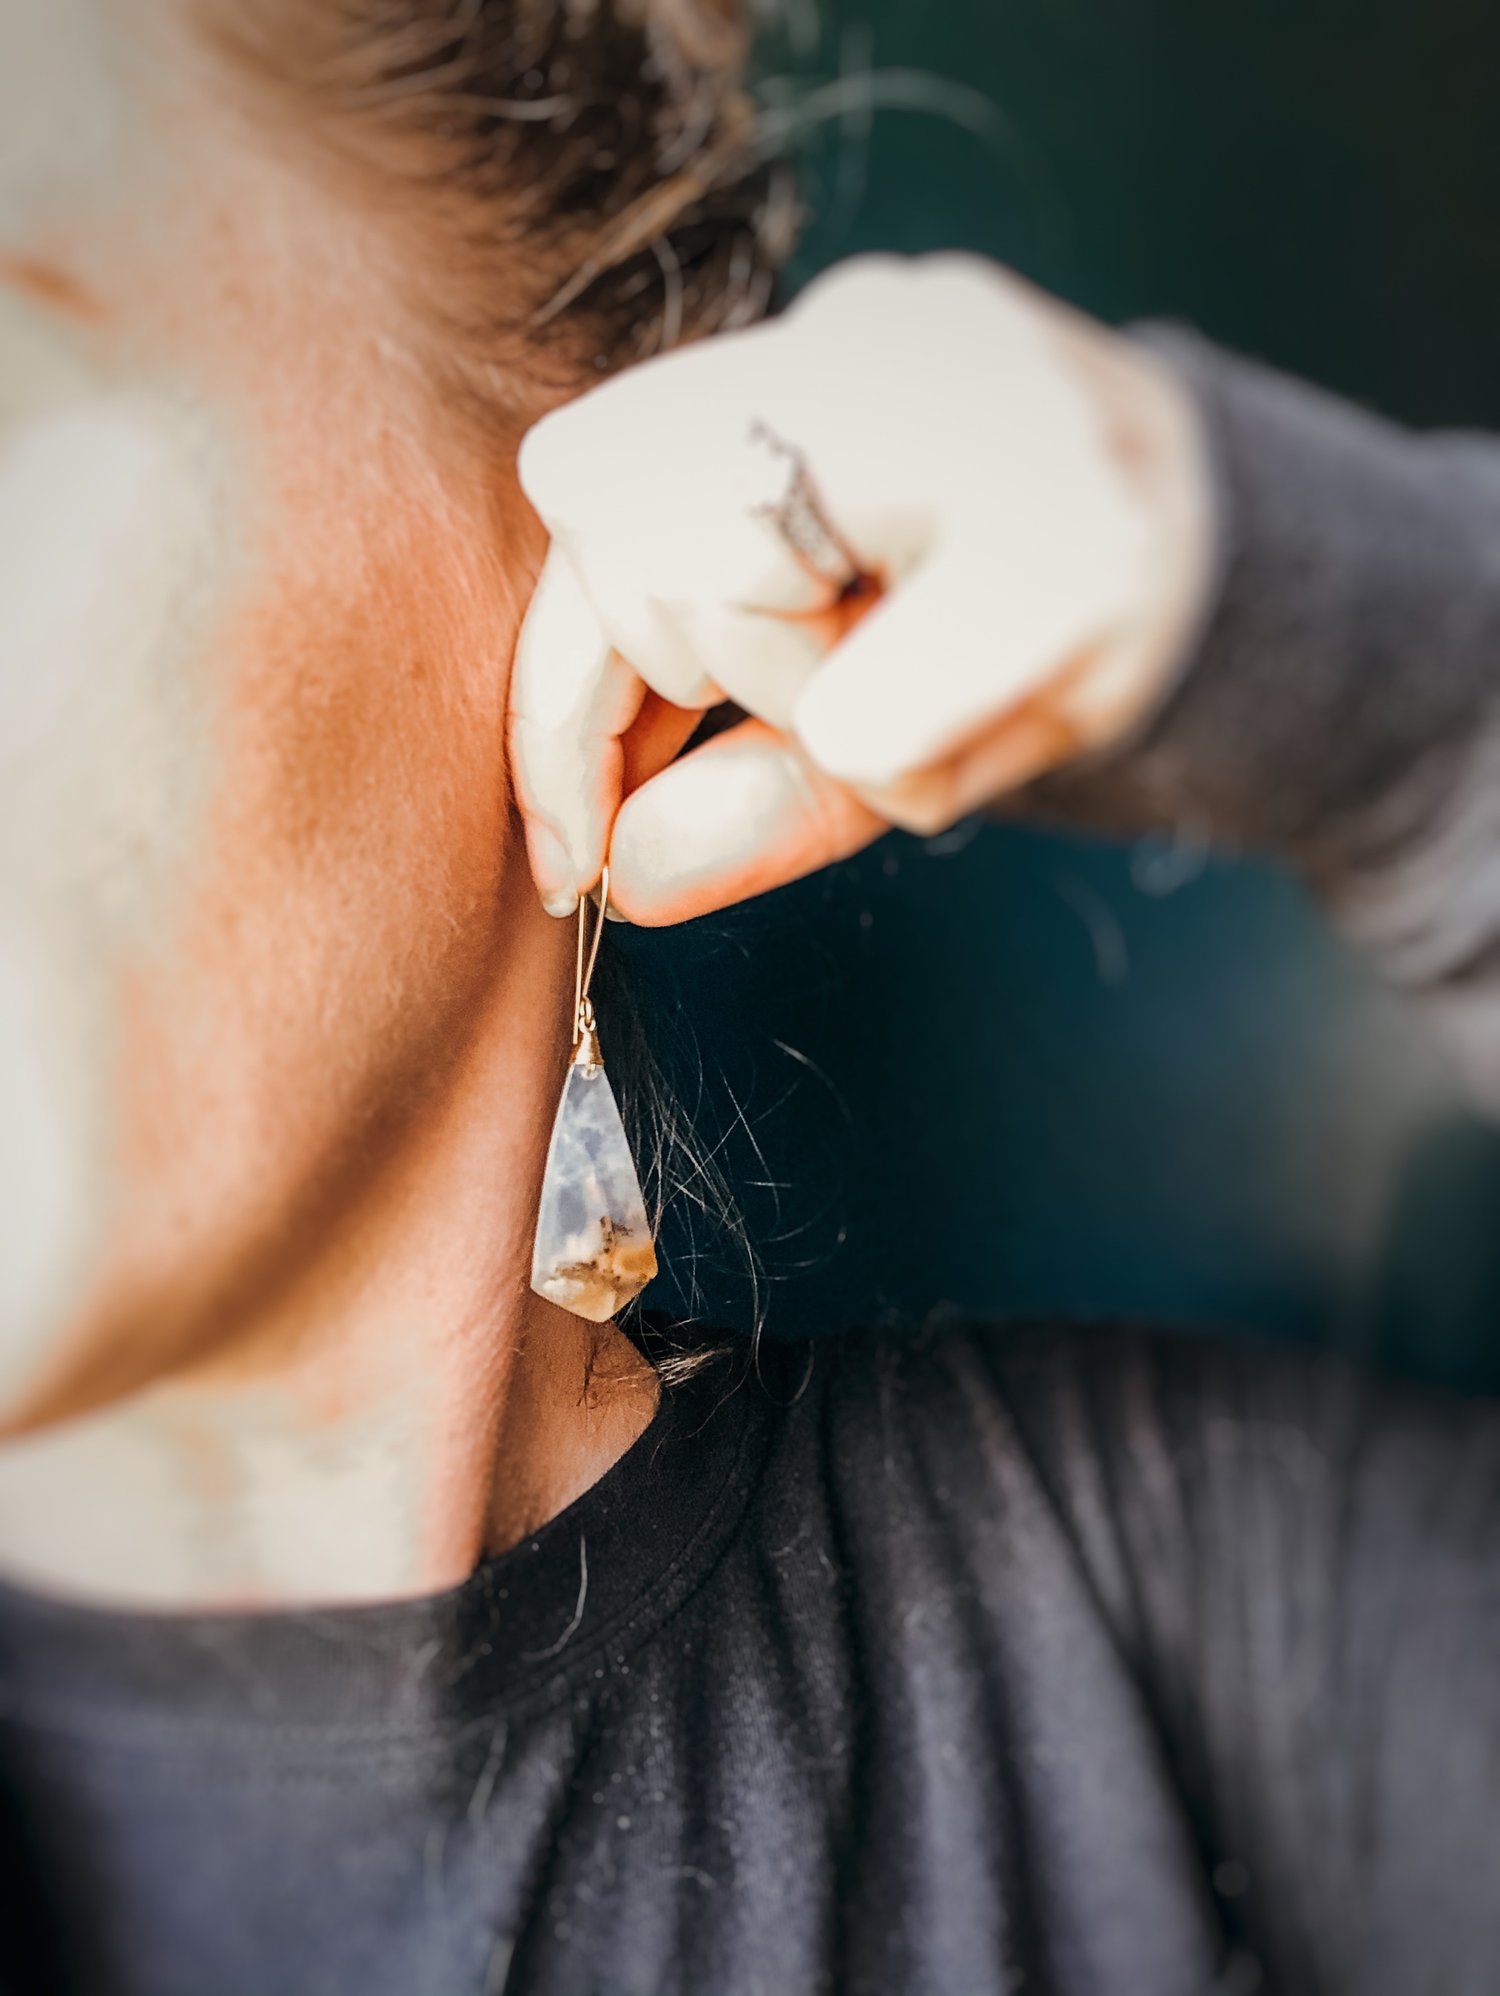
[622,0,1500,1387]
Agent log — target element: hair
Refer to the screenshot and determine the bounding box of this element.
[202,0,797,427]
[589,945,763,1385]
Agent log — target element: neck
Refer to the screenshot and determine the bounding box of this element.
[0,897,659,1611]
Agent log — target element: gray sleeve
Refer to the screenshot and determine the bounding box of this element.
[1024,327,1500,1106]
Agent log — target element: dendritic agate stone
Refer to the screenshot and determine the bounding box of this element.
[530,1051,657,1322]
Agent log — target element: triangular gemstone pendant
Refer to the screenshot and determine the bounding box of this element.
[530,1031,658,1323]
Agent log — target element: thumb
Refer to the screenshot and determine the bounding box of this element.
[608,718,885,926]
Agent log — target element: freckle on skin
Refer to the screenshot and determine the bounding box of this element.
[0,257,107,325]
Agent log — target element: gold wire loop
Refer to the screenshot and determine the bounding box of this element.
[573,864,609,1044]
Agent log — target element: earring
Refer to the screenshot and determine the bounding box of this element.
[530,865,658,1322]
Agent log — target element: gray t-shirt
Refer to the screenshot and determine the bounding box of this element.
[3,1321,1499,1996]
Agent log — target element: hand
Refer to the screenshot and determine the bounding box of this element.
[510,254,1213,924]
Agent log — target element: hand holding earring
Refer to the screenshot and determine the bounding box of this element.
[509,254,1211,930]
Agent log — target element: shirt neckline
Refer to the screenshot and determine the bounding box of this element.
[0,1341,768,1753]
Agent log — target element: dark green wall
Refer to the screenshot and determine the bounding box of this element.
[623,0,1500,1387]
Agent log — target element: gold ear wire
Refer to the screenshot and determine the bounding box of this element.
[572,863,609,1067]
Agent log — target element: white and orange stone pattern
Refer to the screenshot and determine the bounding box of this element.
[530,1040,658,1323]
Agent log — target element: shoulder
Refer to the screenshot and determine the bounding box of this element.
[749,1318,1498,1602]
[792,1311,1489,1462]
[709,1314,1500,1578]
[734,1319,1187,1609]
[762,1316,1499,1622]
[781,1314,1357,1492]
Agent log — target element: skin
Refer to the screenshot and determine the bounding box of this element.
[0,0,656,1607]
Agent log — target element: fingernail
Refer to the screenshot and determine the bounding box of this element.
[528,822,579,918]
[603,904,630,925]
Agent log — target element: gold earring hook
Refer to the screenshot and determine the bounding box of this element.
[572,864,609,1063]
